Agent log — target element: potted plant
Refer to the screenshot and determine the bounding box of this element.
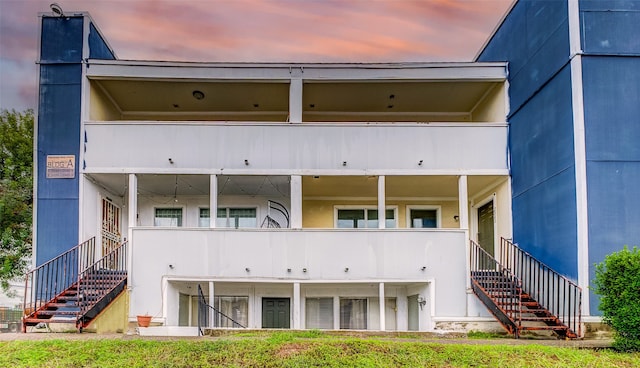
[136,314,152,328]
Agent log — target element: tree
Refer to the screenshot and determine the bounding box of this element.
[0,109,33,294]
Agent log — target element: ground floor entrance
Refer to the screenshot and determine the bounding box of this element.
[262,298,291,329]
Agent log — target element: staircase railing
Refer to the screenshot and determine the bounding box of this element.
[470,240,522,334]
[77,241,128,316]
[23,237,96,319]
[498,238,582,337]
[197,285,245,336]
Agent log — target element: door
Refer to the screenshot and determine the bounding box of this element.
[101,197,122,256]
[385,298,397,331]
[262,298,290,329]
[477,200,495,256]
[408,295,419,331]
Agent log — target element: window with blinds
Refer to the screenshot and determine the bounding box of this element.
[199,207,258,228]
[154,208,183,227]
[336,208,396,228]
[305,297,334,329]
[340,298,367,329]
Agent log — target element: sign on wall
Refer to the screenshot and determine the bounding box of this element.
[46,155,75,179]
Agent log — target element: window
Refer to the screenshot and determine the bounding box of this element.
[306,298,333,329]
[336,208,396,228]
[154,208,182,227]
[214,296,248,328]
[340,298,367,329]
[199,208,210,227]
[217,208,257,228]
[407,206,440,228]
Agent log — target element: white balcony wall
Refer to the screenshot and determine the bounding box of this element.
[84,122,508,173]
[129,228,467,319]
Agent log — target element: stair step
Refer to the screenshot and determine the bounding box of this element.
[57,295,79,301]
[37,310,80,316]
[46,303,78,308]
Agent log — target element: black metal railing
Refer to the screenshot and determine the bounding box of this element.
[470,240,522,333]
[77,241,128,316]
[23,237,97,318]
[498,238,582,337]
[197,285,245,336]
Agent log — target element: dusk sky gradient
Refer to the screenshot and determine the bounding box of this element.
[0,0,513,111]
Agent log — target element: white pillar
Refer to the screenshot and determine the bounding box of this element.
[293,283,301,329]
[459,175,470,289]
[210,174,217,228]
[379,282,386,331]
[333,296,340,330]
[289,77,303,123]
[208,282,215,328]
[290,175,302,229]
[378,176,386,229]
[127,174,137,283]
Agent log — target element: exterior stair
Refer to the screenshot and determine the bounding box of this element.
[22,238,128,332]
[470,239,581,339]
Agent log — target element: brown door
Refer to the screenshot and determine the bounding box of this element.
[477,200,495,256]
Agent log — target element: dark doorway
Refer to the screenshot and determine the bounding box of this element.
[478,200,495,256]
[262,298,290,329]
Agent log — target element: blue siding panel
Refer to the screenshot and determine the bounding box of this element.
[88,23,115,60]
[35,199,79,265]
[586,161,640,313]
[583,57,640,161]
[478,0,570,115]
[36,17,84,265]
[40,17,83,63]
[512,168,578,278]
[582,10,640,55]
[509,66,575,198]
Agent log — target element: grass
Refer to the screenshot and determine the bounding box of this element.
[0,331,638,367]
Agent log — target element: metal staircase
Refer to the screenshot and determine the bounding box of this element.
[22,237,128,332]
[470,238,581,338]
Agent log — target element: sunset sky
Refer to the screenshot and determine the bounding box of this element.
[0,0,513,111]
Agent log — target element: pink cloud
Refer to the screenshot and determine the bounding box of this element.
[0,0,514,110]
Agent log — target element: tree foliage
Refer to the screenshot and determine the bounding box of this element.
[592,246,640,352]
[0,109,33,293]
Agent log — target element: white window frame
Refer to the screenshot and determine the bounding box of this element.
[405,205,442,228]
[216,207,258,229]
[153,206,185,227]
[333,205,398,229]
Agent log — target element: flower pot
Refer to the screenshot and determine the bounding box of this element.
[137,315,152,328]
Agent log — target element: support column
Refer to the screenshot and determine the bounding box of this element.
[209,282,215,328]
[378,176,386,229]
[290,175,302,229]
[293,283,301,329]
[458,175,470,289]
[127,174,137,281]
[333,296,340,330]
[289,77,303,123]
[379,283,386,331]
[210,174,217,228]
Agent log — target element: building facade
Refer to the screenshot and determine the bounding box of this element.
[31,0,639,333]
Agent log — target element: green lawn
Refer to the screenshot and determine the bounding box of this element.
[1,331,638,367]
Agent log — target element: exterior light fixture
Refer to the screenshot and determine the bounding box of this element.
[344,267,349,272]
[50,3,64,17]
[453,215,460,222]
[342,161,347,166]
[420,266,426,271]
[302,268,307,273]
[418,160,423,166]
[192,90,205,100]
[168,158,174,164]
[245,267,250,272]
[287,268,291,273]
[244,159,249,166]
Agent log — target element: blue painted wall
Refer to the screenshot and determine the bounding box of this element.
[88,23,115,60]
[36,16,86,265]
[581,10,640,313]
[478,0,578,277]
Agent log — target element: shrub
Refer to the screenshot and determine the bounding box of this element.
[592,246,640,352]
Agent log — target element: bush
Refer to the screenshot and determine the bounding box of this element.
[592,246,640,352]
